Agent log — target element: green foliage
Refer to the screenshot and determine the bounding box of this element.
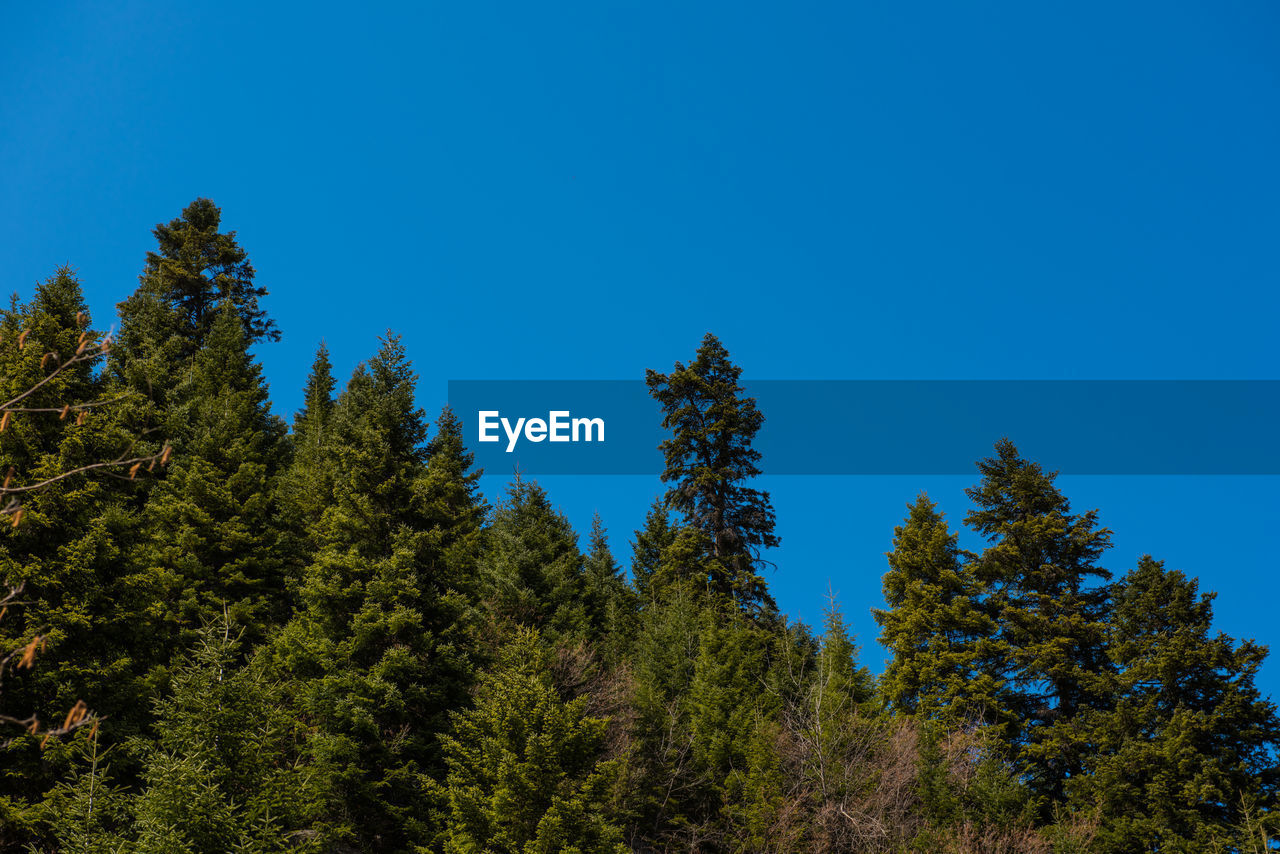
[119,198,278,363]
[582,513,635,664]
[964,438,1114,803]
[43,622,319,853]
[441,629,626,854]
[646,333,778,618]
[276,343,339,584]
[6,213,1279,854]
[1070,556,1280,852]
[0,269,159,835]
[268,335,479,851]
[875,493,1005,729]
[629,499,676,602]
[133,306,288,655]
[480,476,589,646]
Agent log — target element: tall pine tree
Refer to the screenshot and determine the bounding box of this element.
[270,335,475,851]
[964,439,1113,805]
[133,306,288,656]
[874,494,1005,729]
[645,333,778,618]
[1070,556,1280,851]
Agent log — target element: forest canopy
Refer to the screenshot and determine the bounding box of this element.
[0,199,1276,853]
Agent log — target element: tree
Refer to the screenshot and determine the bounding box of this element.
[645,333,778,617]
[582,513,634,663]
[874,494,1005,730]
[117,198,278,367]
[0,270,169,846]
[480,475,589,646]
[270,334,472,851]
[630,499,676,603]
[421,406,487,596]
[292,341,336,445]
[276,343,340,586]
[441,628,626,854]
[1070,556,1280,852]
[964,438,1113,805]
[132,306,288,656]
[46,621,321,853]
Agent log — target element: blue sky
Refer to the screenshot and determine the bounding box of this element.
[3,2,1277,695]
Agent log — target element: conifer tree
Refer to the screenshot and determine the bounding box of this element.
[276,343,340,583]
[582,513,634,662]
[480,476,589,646]
[135,306,288,654]
[0,270,165,836]
[116,198,278,368]
[815,597,875,714]
[270,335,471,851]
[646,333,778,617]
[622,587,705,847]
[1070,556,1280,851]
[293,341,335,443]
[421,406,487,593]
[441,629,626,854]
[964,439,1113,805]
[47,622,320,853]
[630,499,676,603]
[875,494,1005,729]
[683,607,778,847]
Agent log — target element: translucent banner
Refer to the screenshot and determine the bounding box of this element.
[446,380,1280,475]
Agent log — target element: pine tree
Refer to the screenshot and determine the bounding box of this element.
[480,475,589,646]
[421,406,487,593]
[815,596,875,715]
[0,270,162,839]
[292,341,335,443]
[622,587,705,848]
[582,513,634,662]
[276,343,340,584]
[683,607,779,848]
[1070,556,1280,852]
[134,306,288,655]
[270,334,471,851]
[46,622,321,853]
[645,333,778,618]
[117,198,278,366]
[630,499,676,603]
[964,439,1113,805]
[874,494,1005,729]
[441,629,626,854]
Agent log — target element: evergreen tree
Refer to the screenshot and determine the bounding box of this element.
[441,629,626,854]
[47,622,320,853]
[964,438,1113,805]
[874,494,1004,729]
[621,587,705,848]
[270,335,472,851]
[645,333,778,618]
[276,343,340,584]
[582,513,634,662]
[0,270,161,839]
[421,406,487,594]
[116,198,278,370]
[480,476,589,646]
[1071,556,1280,852]
[815,596,875,715]
[134,306,288,655]
[292,341,335,443]
[630,499,676,603]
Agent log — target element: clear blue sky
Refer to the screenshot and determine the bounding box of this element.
[3,2,1277,695]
